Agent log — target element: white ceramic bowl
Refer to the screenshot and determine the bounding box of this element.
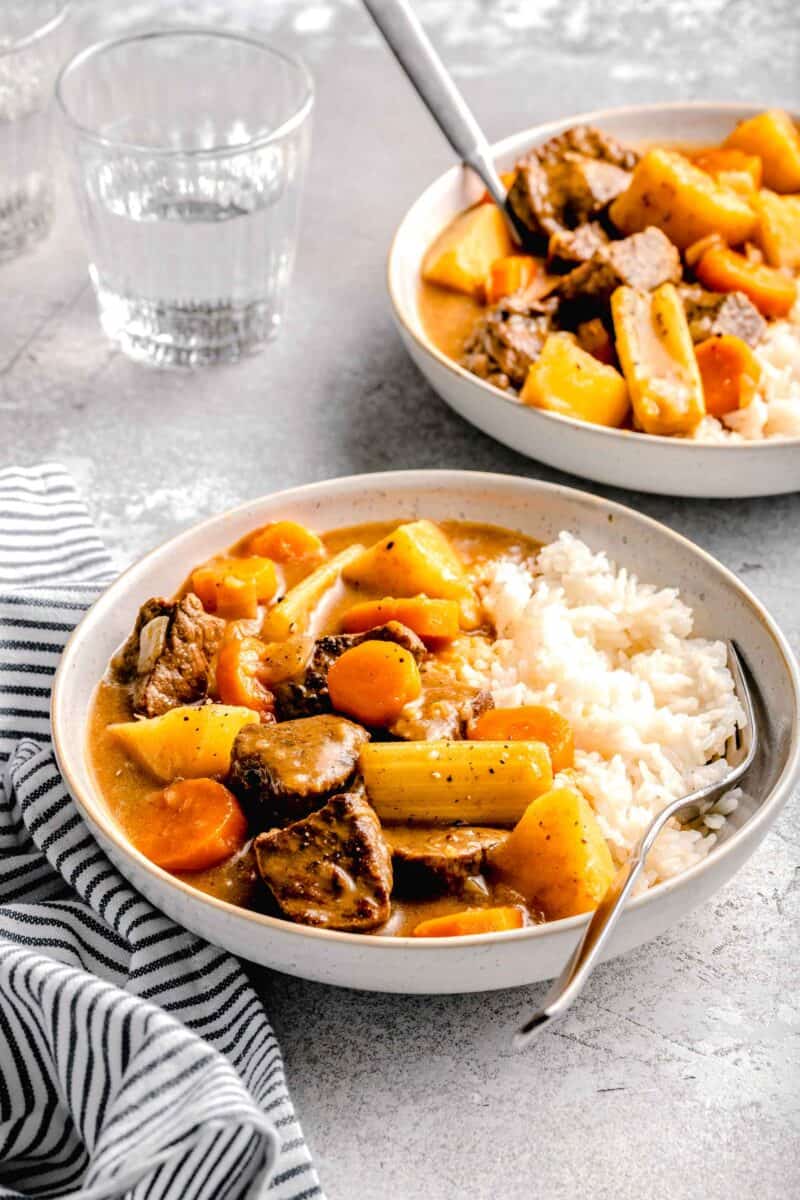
[53,471,800,993]
[388,103,800,498]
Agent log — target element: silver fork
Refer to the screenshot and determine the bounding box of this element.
[515,641,757,1049]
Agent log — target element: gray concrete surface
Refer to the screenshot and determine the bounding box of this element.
[3,2,799,1197]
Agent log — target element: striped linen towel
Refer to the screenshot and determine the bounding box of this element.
[0,464,322,1200]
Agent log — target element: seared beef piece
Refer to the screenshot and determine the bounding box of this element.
[274,621,426,720]
[460,293,558,391]
[534,125,639,171]
[576,317,615,364]
[548,222,609,271]
[385,826,509,897]
[111,593,225,718]
[509,154,631,241]
[253,792,392,930]
[229,714,370,828]
[556,226,682,303]
[678,285,767,347]
[508,127,636,242]
[390,655,493,741]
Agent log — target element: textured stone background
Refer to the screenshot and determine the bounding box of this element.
[2,2,799,1197]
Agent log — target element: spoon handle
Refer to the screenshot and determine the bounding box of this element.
[361,0,508,208]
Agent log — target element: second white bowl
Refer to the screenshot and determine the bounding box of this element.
[388,103,800,498]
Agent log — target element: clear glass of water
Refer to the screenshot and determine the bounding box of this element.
[0,1,69,263]
[56,29,313,367]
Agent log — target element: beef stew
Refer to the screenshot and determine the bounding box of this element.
[420,110,800,442]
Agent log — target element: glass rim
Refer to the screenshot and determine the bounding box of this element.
[0,0,70,58]
[55,26,314,157]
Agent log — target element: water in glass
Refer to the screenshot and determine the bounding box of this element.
[57,31,312,367]
[82,145,301,366]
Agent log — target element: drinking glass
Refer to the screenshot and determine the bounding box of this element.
[56,29,313,366]
[0,1,69,263]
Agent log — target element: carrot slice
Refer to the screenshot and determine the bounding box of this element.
[216,636,275,715]
[133,779,247,872]
[470,705,574,773]
[192,557,278,619]
[327,640,421,726]
[695,334,762,418]
[246,521,325,563]
[340,596,460,645]
[694,148,762,193]
[485,255,539,304]
[412,906,525,937]
[696,244,797,318]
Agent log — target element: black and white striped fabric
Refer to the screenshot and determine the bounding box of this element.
[0,464,322,1200]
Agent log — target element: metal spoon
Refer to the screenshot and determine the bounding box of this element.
[515,641,757,1049]
[361,0,530,246]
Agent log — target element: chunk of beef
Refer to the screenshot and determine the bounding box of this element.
[509,153,631,241]
[253,792,392,930]
[547,222,609,271]
[533,125,639,171]
[678,284,767,347]
[274,621,426,720]
[508,127,636,242]
[576,317,615,364]
[390,654,493,741]
[385,825,509,897]
[228,714,370,828]
[460,293,558,391]
[556,226,682,303]
[111,593,224,718]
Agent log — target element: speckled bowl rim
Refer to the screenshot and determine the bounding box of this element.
[52,470,800,951]
[387,100,800,453]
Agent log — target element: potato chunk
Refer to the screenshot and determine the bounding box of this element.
[343,520,478,625]
[422,204,514,297]
[752,190,800,270]
[724,109,800,193]
[488,786,615,920]
[609,148,757,249]
[109,704,254,782]
[520,332,630,428]
[611,283,705,435]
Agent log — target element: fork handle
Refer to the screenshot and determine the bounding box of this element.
[515,640,755,1049]
[514,789,697,1048]
[361,0,507,208]
[514,854,645,1047]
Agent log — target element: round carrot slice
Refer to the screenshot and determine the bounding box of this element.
[134,779,247,872]
[470,705,574,772]
[327,640,421,726]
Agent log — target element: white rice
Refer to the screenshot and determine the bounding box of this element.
[690,303,800,443]
[472,533,745,889]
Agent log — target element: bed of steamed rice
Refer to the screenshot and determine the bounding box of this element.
[470,533,745,890]
[689,303,800,442]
